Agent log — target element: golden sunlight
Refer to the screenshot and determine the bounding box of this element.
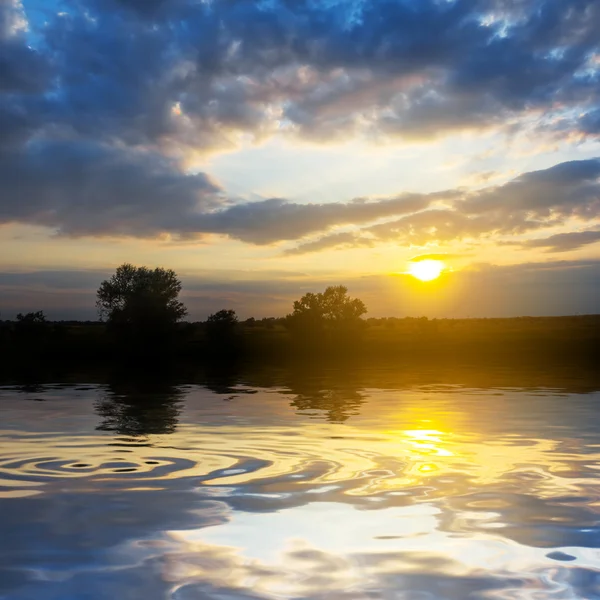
[408,259,445,281]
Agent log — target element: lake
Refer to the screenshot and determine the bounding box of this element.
[1,362,600,599]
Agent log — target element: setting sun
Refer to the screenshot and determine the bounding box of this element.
[408,260,445,282]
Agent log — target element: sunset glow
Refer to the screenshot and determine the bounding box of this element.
[408,260,445,282]
[0,0,599,319]
[2,3,600,600]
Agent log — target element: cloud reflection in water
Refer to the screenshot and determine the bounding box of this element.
[1,366,600,598]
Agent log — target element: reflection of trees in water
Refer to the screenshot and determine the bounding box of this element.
[285,367,366,423]
[86,356,600,432]
[14,382,46,395]
[95,374,185,436]
[201,361,244,395]
[289,388,366,423]
[197,361,367,423]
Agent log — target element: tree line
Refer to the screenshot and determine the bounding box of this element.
[1,264,370,359]
[1,263,598,364]
[96,264,367,346]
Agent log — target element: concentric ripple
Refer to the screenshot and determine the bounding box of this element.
[1,377,600,599]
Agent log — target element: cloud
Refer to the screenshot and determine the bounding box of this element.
[463,159,600,219]
[580,109,600,134]
[284,232,374,256]
[410,253,463,262]
[0,0,51,93]
[0,148,438,240]
[1,146,598,249]
[1,1,600,250]
[2,0,599,160]
[284,158,600,254]
[198,193,437,244]
[0,140,221,237]
[516,230,600,252]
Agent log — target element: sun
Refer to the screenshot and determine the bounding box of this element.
[408,259,445,282]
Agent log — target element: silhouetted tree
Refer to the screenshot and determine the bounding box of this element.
[14,311,51,348]
[96,264,187,352]
[16,311,47,326]
[205,309,240,352]
[285,286,367,345]
[207,309,238,327]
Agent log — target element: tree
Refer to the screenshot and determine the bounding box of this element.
[290,286,366,322]
[16,311,48,326]
[96,264,187,347]
[286,286,367,340]
[14,311,50,345]
[205,309,239,350]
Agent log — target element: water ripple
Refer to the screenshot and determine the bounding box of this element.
[2,378,600,599]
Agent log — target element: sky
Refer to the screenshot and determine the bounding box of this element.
[0,0,599,319]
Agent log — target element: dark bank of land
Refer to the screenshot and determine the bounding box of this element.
[1,264,598,371]
[1,313,598,367]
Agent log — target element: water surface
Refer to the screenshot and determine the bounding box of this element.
[1,364,600,599]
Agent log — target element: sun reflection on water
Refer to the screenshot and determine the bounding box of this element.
[1,376,600,598]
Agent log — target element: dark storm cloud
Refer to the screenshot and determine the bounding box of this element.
[1,0,600,244]
[0,145,598,246]
[0,140,221,236]
[6,0,600,150]
[100,0,173,16]
[580,109,600,135]
[0,1,51,93]
[0,37,49,93]
[0,100,41,150]
[464,159,600,219]
[0,144,438,239]
[197,193,438,244]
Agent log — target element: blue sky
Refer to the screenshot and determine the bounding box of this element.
[0,0,599,318]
